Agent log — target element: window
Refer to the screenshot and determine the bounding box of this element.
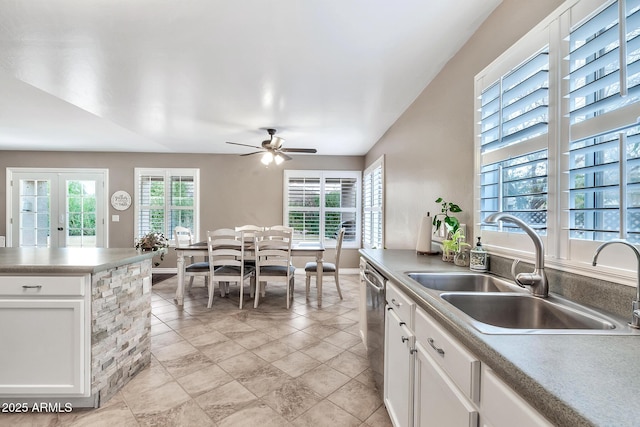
[475,0,640,276]
[363,156,384,249]
[134,168,200,243]
[478,46,550,241]
[284,170,361,248]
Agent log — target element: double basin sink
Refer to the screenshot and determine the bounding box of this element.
[405,272,636,334]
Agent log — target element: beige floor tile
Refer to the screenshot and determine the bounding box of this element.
[163,316,203,331]
[151,329,185,351]
[328,379,383,421]
[217,401,292,427]
[218,351,268,378]
[301,323,341,339]
[236,364,292,397]
[262,379,322,421]
[199,339,247,363]
[277,330,319,350]
[326,349,369,378]
[195,380,258,423]
[120,363,174,401]
[176,363,234,397]
[134,400,215,426]
[271,351,321,378]
[187,329,230,348]
[291,399,361,427]
[323,330,362,349]
[297,364,351,397]
[300,341,344,362]
[225,329,275,349]
[252,340,297,362]
[150,322,172,336]
[362,405,393,427]
[125,381,191,416]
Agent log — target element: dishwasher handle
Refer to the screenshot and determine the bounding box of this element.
[364,269,386,294]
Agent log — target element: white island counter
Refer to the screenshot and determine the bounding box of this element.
[0,248,161,408]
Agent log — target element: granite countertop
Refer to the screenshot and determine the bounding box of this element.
[360,248,640,427]
[0,247,162,274]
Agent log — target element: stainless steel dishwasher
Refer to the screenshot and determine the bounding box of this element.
[364,261,387,399]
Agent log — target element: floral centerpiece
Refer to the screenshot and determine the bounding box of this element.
[135,231,169,266]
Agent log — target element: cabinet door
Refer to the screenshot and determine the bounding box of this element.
[384,306,414,427]
[0,298,88,396]
[414,341,478,427]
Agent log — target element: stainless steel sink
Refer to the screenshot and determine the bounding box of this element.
[439,292,637,334]
[406,272,522,293]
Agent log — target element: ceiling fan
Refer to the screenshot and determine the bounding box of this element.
[226,128,317,165]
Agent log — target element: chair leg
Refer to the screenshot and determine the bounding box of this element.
[305,273,311,300]
[254,276,261,308]
[239,279,244,309]
[207,279,215,308]
[187,276,194,291]
[250,276,256,298]
[334,271,343,299]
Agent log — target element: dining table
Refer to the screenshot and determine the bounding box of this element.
[174,240,325,307]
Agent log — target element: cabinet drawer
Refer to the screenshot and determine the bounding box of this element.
[0,275,87,296]
[415,306,480,403]
[386,281,414,326]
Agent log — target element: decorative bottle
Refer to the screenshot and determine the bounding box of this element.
[470,237,488,272]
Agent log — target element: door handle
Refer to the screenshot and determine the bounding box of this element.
[57,227,63,231]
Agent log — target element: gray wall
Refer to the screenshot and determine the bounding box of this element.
[0,151,364,268]
[365,0,564,249]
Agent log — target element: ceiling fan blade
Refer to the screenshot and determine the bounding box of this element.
[240,151,264,156]
[278,152,293,161]
[226,141,263,150]
[280,148,318,153]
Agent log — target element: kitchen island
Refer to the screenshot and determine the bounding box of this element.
[0,248,161,408]
[361,249,640,427]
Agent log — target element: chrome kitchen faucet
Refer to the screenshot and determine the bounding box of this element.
[484,212,549,298]
[592,239,640,329]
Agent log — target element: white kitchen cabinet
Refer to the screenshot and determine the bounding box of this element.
[414,306,479,427]
[0,275,90,396]
[359,256,367,347]
[481,365,552,427]
[384,281,416,427]
[414,340,479,427]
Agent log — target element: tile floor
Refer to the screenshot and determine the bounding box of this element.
[2,273,392,427]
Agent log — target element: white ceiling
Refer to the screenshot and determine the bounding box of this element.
[0,0,501,156]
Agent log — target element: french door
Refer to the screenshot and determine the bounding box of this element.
[8,169,107,248]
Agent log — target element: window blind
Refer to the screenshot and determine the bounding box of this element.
[284,170,361,247]
[363,157,384,249]
[567,0,640,243]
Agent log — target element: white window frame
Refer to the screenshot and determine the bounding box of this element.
[134,168,200,245]
[474,0,640,286]
[363,156,384,249]
[283,170,362,249]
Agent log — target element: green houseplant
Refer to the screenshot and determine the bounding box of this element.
[432,197,462,236]
[135,231,169,266]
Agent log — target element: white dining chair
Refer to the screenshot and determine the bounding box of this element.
[207,228,255,309]
[174,226,209,291]
[305,227,344,300]
[253,228,295,309]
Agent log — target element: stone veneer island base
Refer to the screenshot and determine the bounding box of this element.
[0,248,160,408]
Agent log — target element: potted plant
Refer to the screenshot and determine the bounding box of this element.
[441,228,468,262]
[135,231,169,266]
[432,197,462,237]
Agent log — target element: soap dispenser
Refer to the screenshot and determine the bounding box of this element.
[470,237,488,272]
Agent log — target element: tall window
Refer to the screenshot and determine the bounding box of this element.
[568,0,640,243]
[478,48,550,235]
[284,170,361,248]
[475,0,640,274]
[134,168,199,242]
[363,156,384,249]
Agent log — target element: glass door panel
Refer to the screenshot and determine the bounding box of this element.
[65,180,97,247]
[18,179,52,247]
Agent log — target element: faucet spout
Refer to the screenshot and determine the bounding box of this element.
[592,239,640,329]
[484,212,548,297]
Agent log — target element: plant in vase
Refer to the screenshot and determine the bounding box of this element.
[441,228,467,263]
[135,231,169,267]
[432,197,463,261]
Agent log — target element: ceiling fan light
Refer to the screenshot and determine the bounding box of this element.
[261,151,274,165]
[274,154,285,165]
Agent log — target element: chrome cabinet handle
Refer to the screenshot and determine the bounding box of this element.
[391,298,402,307]
[22,285,43,289]
[428,338,445,357]
[402,336,409,343]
